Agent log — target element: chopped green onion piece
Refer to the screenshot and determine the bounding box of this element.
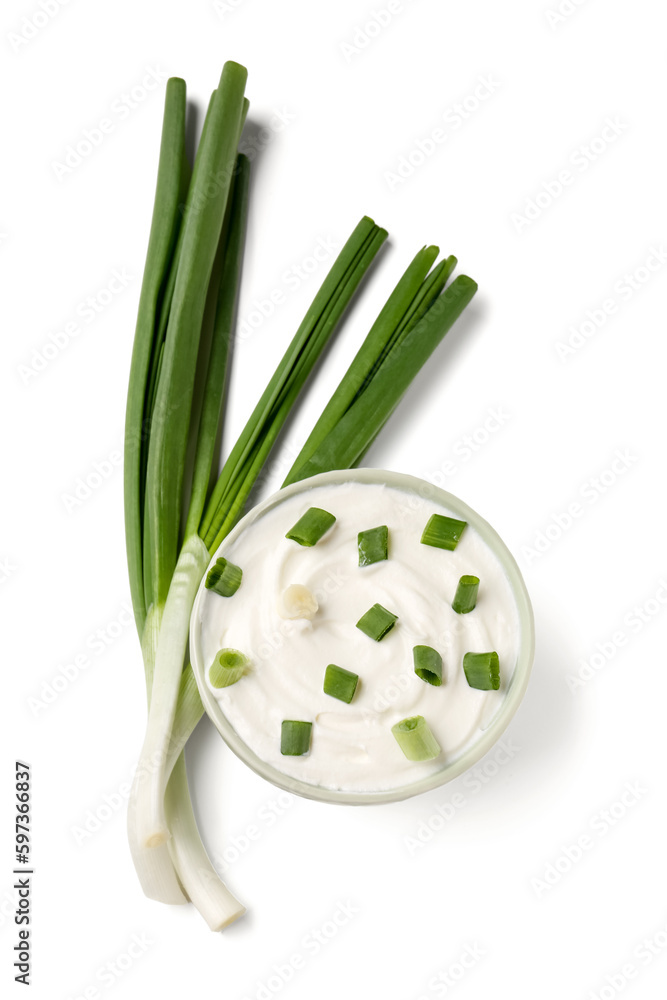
[413,645,443,686]
[323,664,359,703]
[209,648,249,688]
[356,603,398,641]
[452,575,480,614]
[285,507,336,546]
[205,557,242,597]
[358,525,389,566]
[280,720,312,756]
[392,716,441,761]
[278,584,318,620]
[463,651,500,690]
[421,513,467,551]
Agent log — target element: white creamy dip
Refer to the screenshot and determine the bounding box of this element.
[197,481,520,793]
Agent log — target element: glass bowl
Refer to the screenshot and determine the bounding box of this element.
[190,468,534,805]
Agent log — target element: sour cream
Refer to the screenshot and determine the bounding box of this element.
[197,480,521,793]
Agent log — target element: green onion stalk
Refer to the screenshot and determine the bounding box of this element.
[125,64,251,927]
[123,74,189,907]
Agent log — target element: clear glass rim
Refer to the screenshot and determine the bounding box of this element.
[190,468,535,805]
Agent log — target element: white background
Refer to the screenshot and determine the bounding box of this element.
[3,0,666,997]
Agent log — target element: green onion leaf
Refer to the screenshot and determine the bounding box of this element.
[284,245,440,478]
[421,513,467,551]
[323,664,359,703]
[124,77,187,635]
[144,61,248,608]
[284,274,478,485]
[391,716,441,761]
[280,720,312,756]
[285,507,336,546]
[390,255,457,342]
[139,90,218,505]
[200,216,387,552]
[356,603,398,641]
[413,645,443,686]
[452,575,480,614]
[184,153,251,540]
[205,557,243,597]
[209,648,249,688]
[463,651,500,690]
[357,525,388,566]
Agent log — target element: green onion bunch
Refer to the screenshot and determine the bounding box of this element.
[124,60,477,930]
